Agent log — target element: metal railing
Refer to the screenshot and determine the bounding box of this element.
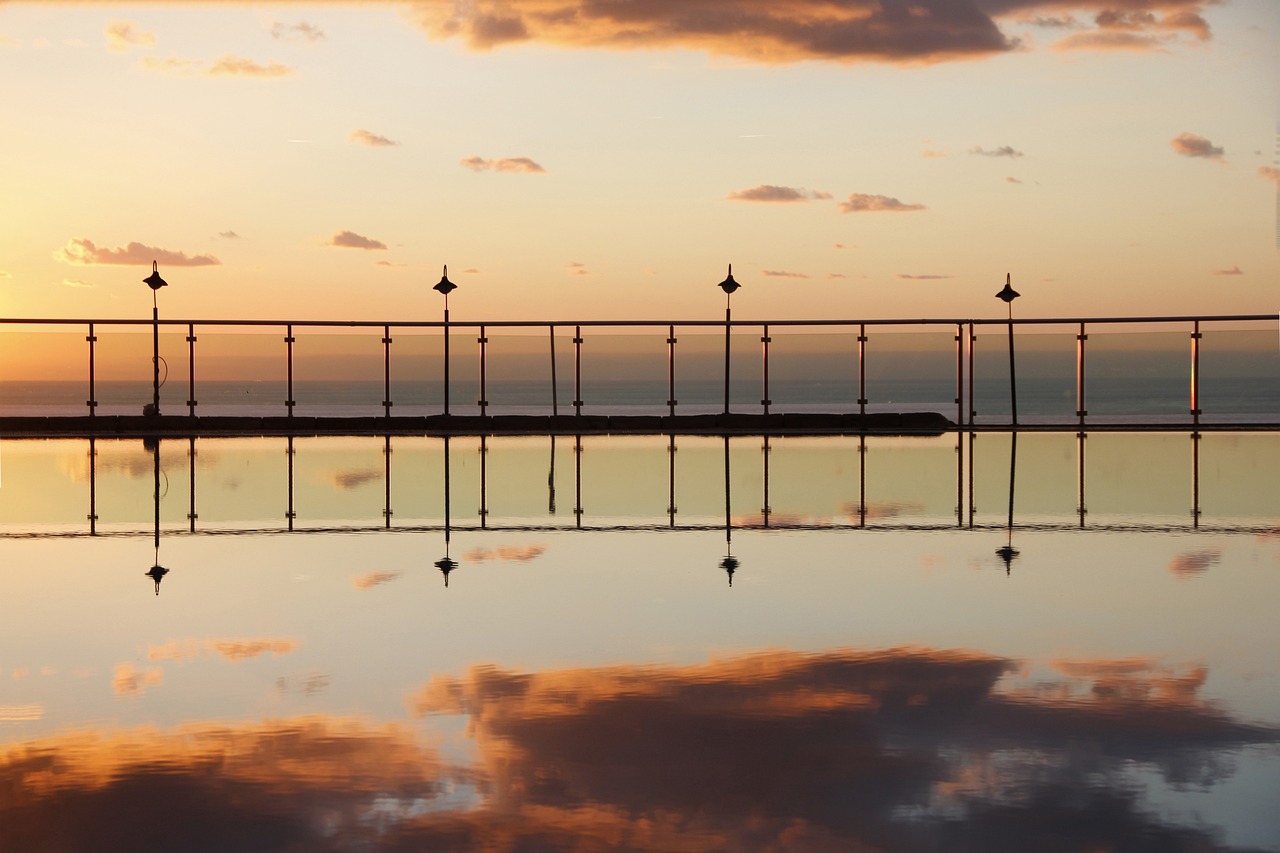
[1,313,1276,427]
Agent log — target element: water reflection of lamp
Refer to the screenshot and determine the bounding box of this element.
[717,264,740,415]
[720,435,738,586]
[996,431,1019,574]
[144,436,169,595]
[548,435,557,515]
[995,273,1020,427]
[142,261,168,417]
[436,435,456,586]
[433,265,457,416]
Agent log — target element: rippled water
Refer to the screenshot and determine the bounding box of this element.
[1,433,1278,851]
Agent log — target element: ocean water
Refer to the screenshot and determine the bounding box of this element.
[1,374,1278,424]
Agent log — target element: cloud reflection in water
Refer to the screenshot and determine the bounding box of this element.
[3,647,1274,852]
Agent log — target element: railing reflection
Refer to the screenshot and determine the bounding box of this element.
[3,433,1276,542]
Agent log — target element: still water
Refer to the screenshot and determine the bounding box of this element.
[2,433,1278,852]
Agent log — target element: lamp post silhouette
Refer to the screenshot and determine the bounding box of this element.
[434,266,457,416]
[142,261,168,417]
[995,273,1020,427]
[717,264,740,415]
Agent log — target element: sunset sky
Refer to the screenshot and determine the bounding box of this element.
[0,0,1276,323]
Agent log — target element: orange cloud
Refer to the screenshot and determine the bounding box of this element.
[352,570,402,590]
[349,128,398,147]
[463,545,546,563]
[0,716,446,850]
[1212,265,1243,276]
[406,0,1213,65]
[838,193,926,213]
[1259,166,1280,187]
[762,270,810,278]
[147,637,298,663]
[326,230,387,250]
[970,144,1023,158]
[112,663,163,696]
[1171,132,1225,160]
[105,20,154,52]
[726,185,832,203]
[896,273,954,280]
[55,238,220,267]
[2,646,1274,851]
[209,54,293,77]
[328,467,382,488]
[270,20,325,43]
[140,54,294,78]
[460,155,546,173]
[1168,548,1220,577]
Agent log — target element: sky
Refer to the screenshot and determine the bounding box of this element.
[0,0,1277,324]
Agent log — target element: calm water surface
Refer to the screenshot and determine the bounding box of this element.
[1,433,1278,852]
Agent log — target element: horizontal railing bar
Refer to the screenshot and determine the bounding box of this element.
[1,314,1275,329]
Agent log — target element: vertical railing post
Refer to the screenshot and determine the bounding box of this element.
[86,323,97,417]
[1076,322,1087,427]
[549,324,558,417]
[761,324,772,415]
[187,436,197,532]
[478,325,489,416]
[186,323,197,417]
[954,323,963,427]
[761,436,771,527]
[574,434,583,526]
[285,325,296,418]
[1190,320,1201,427]
[1077,430,1087,528]
[573,325,583,417]
[285,436,296,531]
[479,434,489,528]
[666,324,677,419]
[1191,431,1201,528]
[667,433,677,528]
[382,325,392,419]
[967,323,976,427]
[857,323,867,417]
[383,434,392,528]
[955,434,963,528]
[87,437,98,535]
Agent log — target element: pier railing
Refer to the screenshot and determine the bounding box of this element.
[1,314,1277,427]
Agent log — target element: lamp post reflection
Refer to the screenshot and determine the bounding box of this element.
[435,435,456,587]
[996,432,1019,575]
[144,436,169,595]
[720,435,738,586]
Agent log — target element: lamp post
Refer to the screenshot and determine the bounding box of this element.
[717,264,740,415]
[142,261,168,417]
[434,265,457,415]
[995,273,1020,427]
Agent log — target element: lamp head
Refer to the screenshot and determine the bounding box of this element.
[995,273,1019,303]
[143,261,168,291]
[433,265,457,296]
[717,264,740,295]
